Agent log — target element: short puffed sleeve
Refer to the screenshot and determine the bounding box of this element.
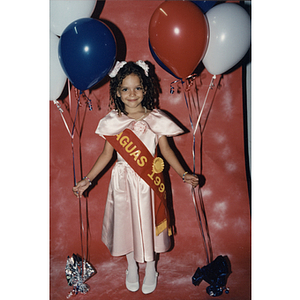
[95,110,133,138]
[145,109,184,139]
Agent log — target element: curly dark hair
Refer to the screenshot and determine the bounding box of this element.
[109,61,159,115]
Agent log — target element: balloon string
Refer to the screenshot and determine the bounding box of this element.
[198,186,213,263]
[73,93,90,274]
[170,74,214,263]
[78,194,84,266]
[53,90,92,280]
[192,188,210,264]
[68,79,72,112]
[193,75,216,135]
[181,79,196,174]
[52,90,82,140]
[82,91,93,111]
[71,94,81,140]
[71,95,81,187]
[70,93,88,274]
[53,100,72,138]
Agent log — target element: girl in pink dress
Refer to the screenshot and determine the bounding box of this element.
[73,61,198,294]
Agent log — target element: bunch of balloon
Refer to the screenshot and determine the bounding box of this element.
[148,3,251,275]
[193,3,251,134]
[50,6,116,298]
[149,1,208,80]
[49,0,97,101]
[56,17,116,184]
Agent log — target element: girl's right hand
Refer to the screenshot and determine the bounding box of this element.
[72,179,90,198]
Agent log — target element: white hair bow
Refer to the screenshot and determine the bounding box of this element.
[135,60,149,76]
[108,60,149,78]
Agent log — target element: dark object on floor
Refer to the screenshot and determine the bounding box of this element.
[192,255,231,297]
[65,253,96,298]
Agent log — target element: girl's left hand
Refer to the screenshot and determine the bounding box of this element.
[184,173,199,188]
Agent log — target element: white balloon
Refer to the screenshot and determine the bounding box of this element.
[50,0,97,36]
[50,32,67,101]
[203,3,251,75]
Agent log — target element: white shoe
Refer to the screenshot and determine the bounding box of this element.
[125,269,139,292]
[142,272,158,294]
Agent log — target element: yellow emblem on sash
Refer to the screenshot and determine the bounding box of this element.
[152,157,164,174]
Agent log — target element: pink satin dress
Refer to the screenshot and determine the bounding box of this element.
[95,109,184,263]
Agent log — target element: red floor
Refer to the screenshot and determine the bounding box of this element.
[50,241,250,300]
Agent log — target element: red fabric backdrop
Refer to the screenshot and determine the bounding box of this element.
[50,1,250,299]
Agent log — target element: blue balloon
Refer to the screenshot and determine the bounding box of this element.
[58,18,116,90]
[149,40,180,79]
[192,1,217,13]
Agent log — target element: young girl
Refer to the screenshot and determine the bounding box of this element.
[72,61,198,294]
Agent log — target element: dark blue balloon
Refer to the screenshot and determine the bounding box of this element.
[149,40,180,79]
[192,1,217,13]
[58,18,116,90]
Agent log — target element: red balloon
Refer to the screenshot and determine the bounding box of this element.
[149,1,208,79]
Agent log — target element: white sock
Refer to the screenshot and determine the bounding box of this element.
[126,252,138,283]
[144,260,156,285]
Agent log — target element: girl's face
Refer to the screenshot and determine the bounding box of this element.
[117,74,145,112]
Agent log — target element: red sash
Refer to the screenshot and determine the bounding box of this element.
[105,129,171,236]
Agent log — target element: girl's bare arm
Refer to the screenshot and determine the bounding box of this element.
[158,135,198,188]
[72,140,114,197]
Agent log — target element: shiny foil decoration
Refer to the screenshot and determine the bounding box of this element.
[65,254,96,298]
[192,255,231,297]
